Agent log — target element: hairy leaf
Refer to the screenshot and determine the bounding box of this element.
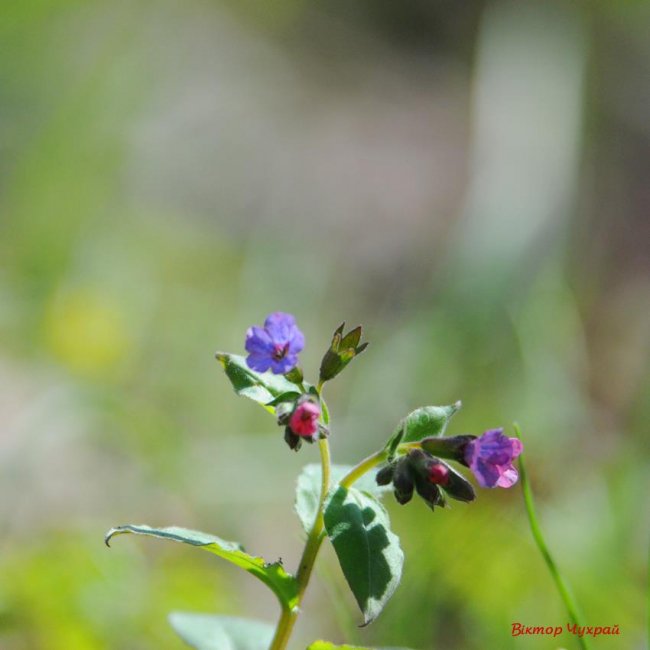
[295,464,391,532]
[169,613,274,650]
[323,487,404,625]
[306,640,415,649]
[215,352,302,414]
[105,525,298,610]
[384,403,461,459]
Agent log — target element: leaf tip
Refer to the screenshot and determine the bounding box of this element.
[104,527,118,547]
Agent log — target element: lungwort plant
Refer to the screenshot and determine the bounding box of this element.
[105,312,530,650]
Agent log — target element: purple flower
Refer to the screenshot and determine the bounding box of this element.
[245,312,304,374]
[464,428,523,488]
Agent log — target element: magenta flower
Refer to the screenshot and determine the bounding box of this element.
[289,401,321,438]
[464,428,523,488]
[245,312,305,374]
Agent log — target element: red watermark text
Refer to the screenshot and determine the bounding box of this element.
[511,623,620,638]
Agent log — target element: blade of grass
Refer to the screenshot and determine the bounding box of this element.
[514,423,591,650]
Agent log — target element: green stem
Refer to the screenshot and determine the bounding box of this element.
[269,396,331,650]
[339,449,387,489]
[515,424,591,650]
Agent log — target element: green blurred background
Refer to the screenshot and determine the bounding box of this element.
[1,0,648,648]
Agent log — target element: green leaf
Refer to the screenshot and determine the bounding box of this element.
[323,486,404,625]
[306,641,415,650]
[295,464,391,532]
[307,641,362,650]
[215,352,302,414]
[169,612,274,650]
[384,403,461,459]
[265,391,302,407]
[105,525,298,610]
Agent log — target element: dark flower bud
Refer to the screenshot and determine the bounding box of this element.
[375,464,395,486]
[442,467,476,503]
[406,449,445,510]
[319,322,369,383]
[392,459,415,505]
[420,435,476,464]
[284,427,302,451]
[413,474,445,511]
[275,402,293,426]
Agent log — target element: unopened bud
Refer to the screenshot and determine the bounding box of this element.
[392,459,414,505]
[319,322,368,383]
[289,401,320,438]
[420,435,476,464]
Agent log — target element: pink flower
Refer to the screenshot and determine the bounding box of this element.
[289,401,320,438]
[464,428,523,488]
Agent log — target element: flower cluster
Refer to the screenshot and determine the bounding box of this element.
[242,313,523,489]
[379,429,523,510]
[376,449,475,510]
[243,312,365,452]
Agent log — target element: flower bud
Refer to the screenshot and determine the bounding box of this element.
[284,366,304,385]
[319,322,369,383]
[442,467,475,503]
[392,459,415,505]
[420,435,476,463]
[375,464,395,486]
[284,427,303,451]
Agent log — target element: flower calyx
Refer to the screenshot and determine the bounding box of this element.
[319,322,368,384]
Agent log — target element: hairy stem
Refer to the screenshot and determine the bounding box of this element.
[268,395,331,650]
[515,424,591,650]
[339,449,387,489]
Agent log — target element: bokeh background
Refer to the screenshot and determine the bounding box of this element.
[1,0,649,648]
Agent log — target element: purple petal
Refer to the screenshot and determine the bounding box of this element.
[288,329,305,354]
[496,465,519,488]
[264,312,297,344]
[246,353,273,372]
[472,458,502,488]
[245,326,273,354]
[474,429,514,464]
[465,428,523,488]
[510,438,524,457]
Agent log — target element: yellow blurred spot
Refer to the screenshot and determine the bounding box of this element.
[44,288,129,376]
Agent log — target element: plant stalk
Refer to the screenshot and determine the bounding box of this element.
[515,424,591,650]
[268,393,332,650]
